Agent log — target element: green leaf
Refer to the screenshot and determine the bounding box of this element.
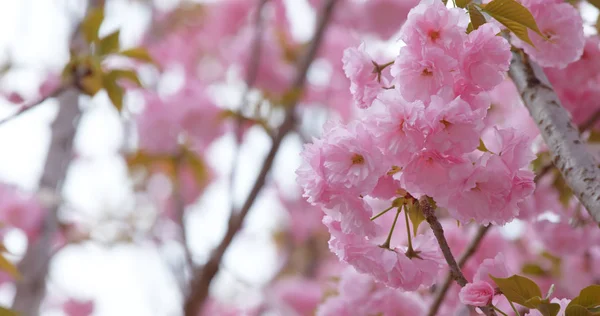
[467,22,475,34]
[552,172,573,208]
[119,48,155,63]
[468,4,487,31]
[526,296,543,308]
[98,30,121,56]
[522,263,548,276]
[81,7,104,44]
[490,274,542,308]
[588,0,600,10]
[536,302,561,316]
[406,200,426,237]
[588,130,600,143]
[109,69,142,87]
[569,285,600,309]
[0,254,20,280]
[102,72,124,111]
[0,307,18,316]
[456,0,471,8]
[565,304,599,316]
[481,0,543,46]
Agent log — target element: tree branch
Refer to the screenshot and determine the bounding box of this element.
[419,197,496,316]
[182,1,338,315]
[508,50,600,224]
[228,0,270,231]
[428,225,491,316]
[12,88,81,316]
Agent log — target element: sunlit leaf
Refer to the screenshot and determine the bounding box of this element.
[119,48,155,64]
[97,30,121,56]
[588,130,600,143]
[569,285,600,309]
[81,7,104,44]
[102,72,124,111]
[565,304,599,316]
[456,0,471,8]
[0,254,20,280]
[0,307,18,316]
[536,302,561,316]
[109,69,142,87]
[522,263,548,276]
[490,274,542,308]
[468,4,487,31]
[481,0,543,46]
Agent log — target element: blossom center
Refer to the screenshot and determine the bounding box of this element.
[428,30,440,42]
[421,68,433,76]
[440,119,452,128]
[351,153,365,165]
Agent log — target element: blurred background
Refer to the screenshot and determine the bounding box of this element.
[0,0,599,315]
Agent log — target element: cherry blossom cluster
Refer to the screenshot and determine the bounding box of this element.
[297,0,538,290]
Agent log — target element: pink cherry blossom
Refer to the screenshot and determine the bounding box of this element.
[268,277,323,315]
[0,184,46,241]
[342,44,384,109]
[297,120,387,206]
[391,46,457,103]
[317,267,426,316]
[400,0,467,55]
[445,151,534,225]
[62,298,94,316]
[512,1,584,69]
[474,253,511,284]
[400,150,464,200]
[483,127,535,170]
[460,23,511,92]
[424,93,484,156]
[323,196,381,237]
[365,89,426,165]
[459,281,495,307]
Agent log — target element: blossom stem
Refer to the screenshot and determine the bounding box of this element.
[381,207,402,249]
[508,300,521,316]
[404,207,414,252]
[492,306,509,316]
[378,60,394,70]
[370,205,395,221]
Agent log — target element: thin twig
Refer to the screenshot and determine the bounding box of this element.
[228,0,270,213]
[419,197,496,316]
[428,225,491,316]
[182,1,338,315]
[0,86,67,127]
